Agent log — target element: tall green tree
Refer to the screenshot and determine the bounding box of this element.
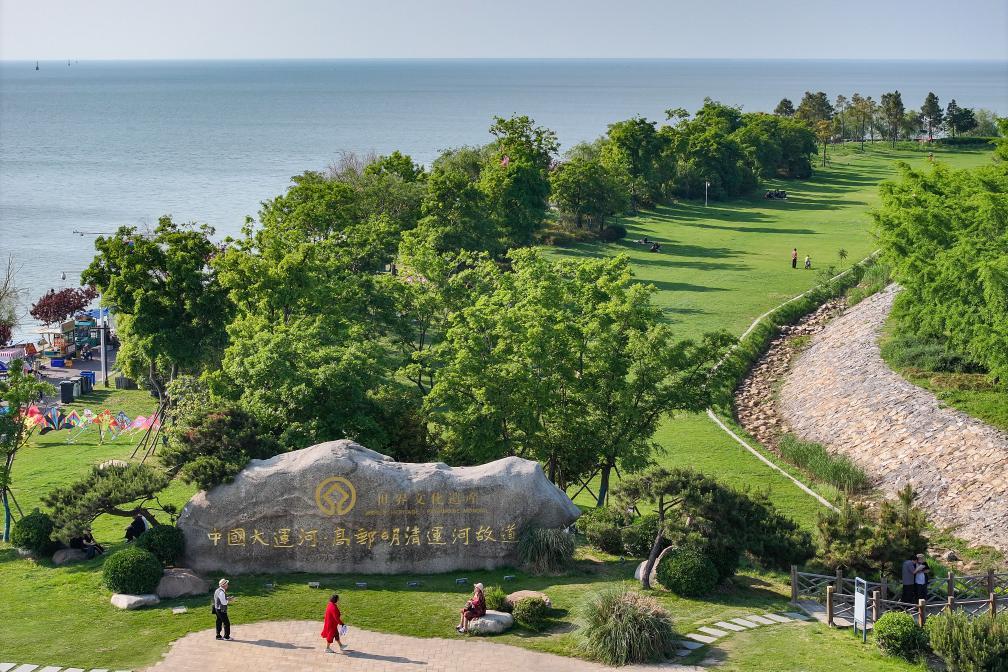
[945,102,978,138]
[774,98,795,117]
[82,218,233,400]
[921,92,943,141]
[0,256,20,347]
[550,156,628,229]
[834,94,849,139]
[599,116,665,209]
[880,90,906,148]
[795,91,834,126]
[0,362,54,541]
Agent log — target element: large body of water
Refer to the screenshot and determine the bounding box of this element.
[1,58,1006,338]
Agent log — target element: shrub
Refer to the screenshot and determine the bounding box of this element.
[778,433,871,494]
[597,224,627,242]
[512,596,549,631]
[483,584,510,613]
[575,588,678,665]
[655,546,718,597]
[873,611,928,661]
[575,505,627,534]
[926,610,1008,672]
[10,509,55,556]
[621,513,659,558]
[135,525,185,566]
[881,329,983,374]
[585,520,624,555]
[102,547,163,594]
[517,527,574,575]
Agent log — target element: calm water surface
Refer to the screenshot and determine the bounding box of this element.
[1,59,1006,335]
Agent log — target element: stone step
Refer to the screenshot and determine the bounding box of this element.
[675,649,692,658]
[783,611,812,621]
[744,614,777,626]
[38,667,62,672]
[764,613,793,623]
[729,617,760,628]
[676,640,705,650]
[0,664,15,672]
[713,620,746,632]
[696,626,728,638]
[12,666,38,672]
[684,633,719,644]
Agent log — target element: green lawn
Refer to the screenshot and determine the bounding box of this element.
[2,143,996,670]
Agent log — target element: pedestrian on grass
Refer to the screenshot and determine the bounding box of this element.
[321,593,347,654]
[791,248,798,269]
[804,255,811,269]
[213,578,236,640]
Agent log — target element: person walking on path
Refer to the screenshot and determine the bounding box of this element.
[791,248,798,269]
[321,593,347,654]
[213,578,236,641]
[900,555,916,603]
[457,582,486,634]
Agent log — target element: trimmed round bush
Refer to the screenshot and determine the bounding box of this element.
[621,513,659,558]
[102,547,163,595]
[655,546,718,597]
[585,520,624,555]
[483,584,509,613]
[575,588,678,665]
[135,525,185,566]
[10,509,55,556]
[597,224,627,242]
[517,527,574,575]
[512,596,549,631]
[873,611,928,661]
[700,539,743,581]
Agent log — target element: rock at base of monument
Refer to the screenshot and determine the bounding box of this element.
[52,548,88,565]
[110,593,160,610]
[177,439,581,575]
[469,610,514,635]
[506,590,551,608]
[156,567,211,599]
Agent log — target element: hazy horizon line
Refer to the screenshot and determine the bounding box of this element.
[5,56,1008,64]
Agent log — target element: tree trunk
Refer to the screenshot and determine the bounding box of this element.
[2,488,11,542]
[548,453,557,484]
[641,526,665,590]
[575,212,582,229]
[596,461,612,508]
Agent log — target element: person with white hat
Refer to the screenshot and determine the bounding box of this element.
[456,582,485,633]
[213,578,237,640]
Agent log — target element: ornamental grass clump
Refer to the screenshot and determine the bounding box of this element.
[517,527,574,575]
[483,584,510,613]
[575,588,678,666]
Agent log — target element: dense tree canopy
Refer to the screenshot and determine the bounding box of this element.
[795,91,834,125]
[550,155,627,229]
[874,161,1008,386]
[774,98,795,117]
[880,91,906,147]
[29,286,98,327]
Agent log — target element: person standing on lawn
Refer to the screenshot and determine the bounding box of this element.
[321,593,347,653]
[791,248,798,269]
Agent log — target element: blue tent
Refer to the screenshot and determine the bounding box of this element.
[84,307,110,321]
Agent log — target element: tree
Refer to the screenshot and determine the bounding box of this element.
[921,92,943,141]
[900,110,922,141]
[550,156,628,229]
[42,463,173,542]
[880,91,905,148]
[874,161,1008,385]
[795,91,834,126]
[82,217,233,400]
[425,250,731,496]
[614,467,813,589]
[0,362,55,541]
[0,256,21,347]
[834,94,849,140]
[29,286,98,327]
[945,102,977,138]
[774,98,795,117]
[815,120,832,167]
[363,150,426,183]
[599,116,665,209]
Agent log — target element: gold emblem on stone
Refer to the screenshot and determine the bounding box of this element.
[315,476,357,516]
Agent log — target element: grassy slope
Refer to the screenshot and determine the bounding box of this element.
[1,144,994,669]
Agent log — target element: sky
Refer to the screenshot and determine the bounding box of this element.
[1,0,1006,61]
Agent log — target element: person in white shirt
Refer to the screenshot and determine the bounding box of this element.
[213,578,237,640]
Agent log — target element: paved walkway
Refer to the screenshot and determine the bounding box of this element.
[140,621,705,672]
[779,285,1008,554]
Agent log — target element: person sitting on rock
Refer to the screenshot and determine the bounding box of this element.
[81,530,104,559]
[124,511,150,541]
[456,582,486,634]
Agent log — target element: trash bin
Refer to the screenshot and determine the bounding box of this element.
[59,380,75,404]
[51,358,64,368]
[70,376,82,398]
[80,372,94,393]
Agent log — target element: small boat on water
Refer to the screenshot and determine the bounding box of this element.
[35,61,39,70]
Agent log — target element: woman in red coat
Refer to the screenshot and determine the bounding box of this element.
[321,593,346,653]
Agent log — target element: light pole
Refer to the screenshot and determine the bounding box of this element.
[705,181,711,207]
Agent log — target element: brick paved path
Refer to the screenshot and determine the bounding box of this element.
[141,621,705,672]
[779,285,1008,554]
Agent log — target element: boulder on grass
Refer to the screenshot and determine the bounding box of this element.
[506,590,551,608]
[110,593,160,610]
[157,567,210,599]
[633,545,676,586]
[52,548,87,565]
[468,610,514,635]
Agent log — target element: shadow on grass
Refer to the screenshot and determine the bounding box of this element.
[645,280,728,294]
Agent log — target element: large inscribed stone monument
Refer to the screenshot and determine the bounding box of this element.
[177,440,581,574]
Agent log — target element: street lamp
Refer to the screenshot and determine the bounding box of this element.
[705,181,711,207]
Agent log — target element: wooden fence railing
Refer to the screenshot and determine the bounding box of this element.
[791,566,1008,627]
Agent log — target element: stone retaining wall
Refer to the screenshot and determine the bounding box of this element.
[778,285,1008,554]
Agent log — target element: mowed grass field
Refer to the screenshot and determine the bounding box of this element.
[0,143,994,670]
